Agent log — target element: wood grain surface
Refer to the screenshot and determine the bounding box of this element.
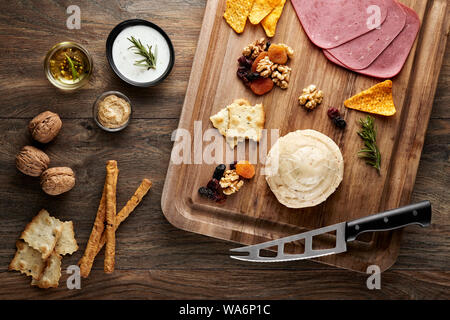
[0,0,448,299]
[162,0,449,272]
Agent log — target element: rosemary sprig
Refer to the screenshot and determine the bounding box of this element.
[127,36,157,70]
[64,53,79,81]
[357,116,381,174]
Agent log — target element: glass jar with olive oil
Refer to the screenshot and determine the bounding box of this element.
[44,42,92,90]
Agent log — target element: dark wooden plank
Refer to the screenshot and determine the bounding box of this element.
[0,270,448,299]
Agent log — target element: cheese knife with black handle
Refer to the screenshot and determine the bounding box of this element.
[230,201,432,262]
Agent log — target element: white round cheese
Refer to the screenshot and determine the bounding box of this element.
[265,129,344,208]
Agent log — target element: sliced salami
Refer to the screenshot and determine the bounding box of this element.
[291,0,388,49]
[323,3,420,79]
[325,0,406,70]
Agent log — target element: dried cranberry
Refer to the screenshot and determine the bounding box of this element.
[333,117,347,129]
[245,72,261,82]
[207,178,220,191]
[215,192,226,203]
[238,56,253,69]
[327,107,340,119]
[213,164,226,180]
[198,187,217,200]
[237,66,248,75]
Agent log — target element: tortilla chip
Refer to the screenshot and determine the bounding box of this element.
[344,80,396,116]
[20,209,63,260]
[9,240,46,279]
[31,252,62,288]
[261,0,286,37]
[55,221,78,256]
[249,0,281,25]
[223,0,255,34]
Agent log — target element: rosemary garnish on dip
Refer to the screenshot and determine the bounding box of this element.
[127,36,157,70]
[357,116,381,174]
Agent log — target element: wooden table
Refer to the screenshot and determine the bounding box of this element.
[0,0,448,299]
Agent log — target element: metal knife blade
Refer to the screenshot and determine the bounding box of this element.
[230,201,432,263]
[230,222,347,262]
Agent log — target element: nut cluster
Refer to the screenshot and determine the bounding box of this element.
[242,38,267,60]
[271,64,291,89]
[15,111,75,196]
[219,169,244,195]
[298,85,324,110]
[256,57,291,89]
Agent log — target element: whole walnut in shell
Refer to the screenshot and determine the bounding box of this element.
[28,111,62,143]
[15,146,50,177]
[40,167,75,196]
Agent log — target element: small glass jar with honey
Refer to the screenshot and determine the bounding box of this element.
[44,41,93,90]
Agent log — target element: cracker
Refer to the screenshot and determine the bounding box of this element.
[9,240,46,279]
[210,99,265,149]
[223,0,255,34]
[261,0,286,37]
[210,107,230,137]
[31,252,61,288]
[344,80,396,116]
[249,0,281,25]
[227,101,265,148]
[20,209,63,260]
[55,221,78,256]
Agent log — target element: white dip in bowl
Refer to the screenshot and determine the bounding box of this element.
[111,24,173,85]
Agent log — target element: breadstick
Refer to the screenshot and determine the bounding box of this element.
[104,160,118,274]
[95,179,152,256]
[78,183,107,278]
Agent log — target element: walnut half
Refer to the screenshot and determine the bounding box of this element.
[219,169,244,195]
[299,85,324,110]
[40,167,75,196]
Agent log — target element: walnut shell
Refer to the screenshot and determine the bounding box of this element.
[15,146,50,177]
[28,111,62,143]
[40,167,75,196]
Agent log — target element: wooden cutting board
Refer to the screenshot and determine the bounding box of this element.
[162,0,448,272]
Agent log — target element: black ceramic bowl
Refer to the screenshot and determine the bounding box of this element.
[106,19,175,87]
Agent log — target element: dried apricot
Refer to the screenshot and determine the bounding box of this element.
[235,160,255,179]
[250,77,274,95]
[252,51,269,72]
[268,44,288,64]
